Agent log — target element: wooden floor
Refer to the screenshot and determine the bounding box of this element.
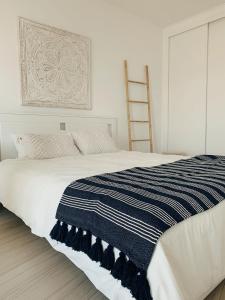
[0,208,224,300]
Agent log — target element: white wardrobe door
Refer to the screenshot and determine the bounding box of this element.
[168,25,208,155]
[207,18,225,155]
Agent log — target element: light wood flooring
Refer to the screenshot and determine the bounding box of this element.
[0,207,224,300]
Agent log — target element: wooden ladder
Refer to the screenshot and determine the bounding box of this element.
[124,60,153,152]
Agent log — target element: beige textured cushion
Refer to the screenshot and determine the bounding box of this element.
[72,128,118,155]
[13,133,80,159]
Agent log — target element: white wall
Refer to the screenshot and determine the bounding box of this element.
[0,0,162,151]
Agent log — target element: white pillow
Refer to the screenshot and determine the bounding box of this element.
[12,133,80,159]
[72,127,118,155]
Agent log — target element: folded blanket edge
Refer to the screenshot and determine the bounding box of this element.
[50,219,152,300]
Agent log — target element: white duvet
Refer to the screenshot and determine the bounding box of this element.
[0,151,224,300]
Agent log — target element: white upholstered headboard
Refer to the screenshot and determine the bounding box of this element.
[0,113,117,160]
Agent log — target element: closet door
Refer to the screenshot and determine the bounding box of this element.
[207,18,225,155]
[168,25,208,155]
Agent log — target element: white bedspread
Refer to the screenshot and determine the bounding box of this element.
[0,151,224,300]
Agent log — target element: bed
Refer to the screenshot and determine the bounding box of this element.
[0,113,224,300]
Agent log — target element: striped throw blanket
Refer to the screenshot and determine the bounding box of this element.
[50,155,225,300]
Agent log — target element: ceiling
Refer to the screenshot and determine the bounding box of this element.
[105,0,225,27]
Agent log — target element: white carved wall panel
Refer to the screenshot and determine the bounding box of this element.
[19,17,91,109]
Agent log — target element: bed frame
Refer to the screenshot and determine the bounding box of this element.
[0,112,117,160]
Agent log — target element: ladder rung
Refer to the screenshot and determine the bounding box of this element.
[131,139,151,142]
[130,120,149,123]
[128,100,148,104]
[128,80,146,85]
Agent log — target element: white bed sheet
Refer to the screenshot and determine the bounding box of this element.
[0,151,224,300]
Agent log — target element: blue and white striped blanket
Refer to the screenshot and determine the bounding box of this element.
[50,155,225,300]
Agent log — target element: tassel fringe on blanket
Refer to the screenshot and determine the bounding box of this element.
[50,220,152,300]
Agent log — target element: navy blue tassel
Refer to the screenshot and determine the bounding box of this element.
[131,270,152,300]
[101,245,115,270]
[65,226,76,247]
[72,228,83,251]
[121,260,138,289]
[50,220,61,240]
[56,222,68,243]
[81,230,92,254]
[111,252,126,280]
[89,237,103,262]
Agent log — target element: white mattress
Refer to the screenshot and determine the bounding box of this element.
[0,151,224,300]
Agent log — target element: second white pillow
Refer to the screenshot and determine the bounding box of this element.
[72,127,118,155]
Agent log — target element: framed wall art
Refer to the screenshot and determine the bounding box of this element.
[19,17,91,109]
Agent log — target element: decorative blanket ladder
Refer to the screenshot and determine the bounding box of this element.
[124,60,153,152]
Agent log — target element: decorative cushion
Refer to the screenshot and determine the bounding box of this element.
[72,127,118,155]
[13,133,80,159]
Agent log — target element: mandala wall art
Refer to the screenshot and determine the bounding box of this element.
[19,17,91,109]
